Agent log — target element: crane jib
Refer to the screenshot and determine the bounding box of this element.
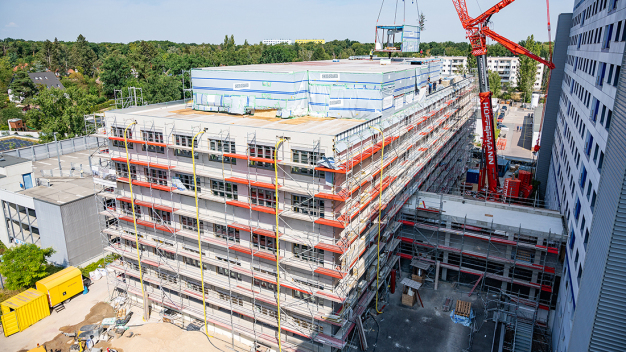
[479,91,498,194]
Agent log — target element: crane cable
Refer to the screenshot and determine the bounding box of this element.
[191,128,213,338]
[123,121,148,321]
[274,138,285,352]
[539,0,553,136]
[369,126,385,314]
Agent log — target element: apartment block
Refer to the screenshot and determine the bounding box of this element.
[541,1,626,351]
[263,39,293,45]
[439,56,544,90]
[94,60,476,352]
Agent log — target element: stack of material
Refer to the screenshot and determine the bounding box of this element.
[518,170,532,185]
[504,178,521,198]
[520,183,533,198]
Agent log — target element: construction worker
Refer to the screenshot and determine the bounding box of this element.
[370,49,374,60]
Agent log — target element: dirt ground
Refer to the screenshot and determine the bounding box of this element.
[17,302,115,352]
[95,322,250,352]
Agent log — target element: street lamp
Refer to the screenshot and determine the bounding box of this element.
[53,132,61,172]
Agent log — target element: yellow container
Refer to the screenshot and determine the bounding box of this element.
[1,289,51,336]
[36,266,84,307]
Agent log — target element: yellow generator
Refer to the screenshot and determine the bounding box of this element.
[36,267,84,307]
[1,289,51,336]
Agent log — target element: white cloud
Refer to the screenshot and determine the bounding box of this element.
[5,22,17,28]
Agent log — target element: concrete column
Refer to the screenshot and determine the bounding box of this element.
[501,264,511,291]
[442,232,451,281]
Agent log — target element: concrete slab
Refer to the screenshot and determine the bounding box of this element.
[362,274,494,352]
[0,276,110,351]
[499,106,535,161]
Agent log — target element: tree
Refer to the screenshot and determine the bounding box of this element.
[100,52,131,95]
[259,45,297,64]
[26,86,97,140]
[142,74,182,103]
[312,46,330,61]
[69,35,97,77]
[0,104,23,126]
[419,13,426,31]
[0,244,55,290]
[517,35,542,103]
[488,70,502,98]
[8,71,37,102]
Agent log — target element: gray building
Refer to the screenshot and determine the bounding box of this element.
[536,13,573,199]
[0,177,102,267]
[541,1,626,351]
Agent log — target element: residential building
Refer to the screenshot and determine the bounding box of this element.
[439,56,544,89]
[0,137,105,268]
[8,71,65,103]
[540,1,626,351]
[262,39,293,45]
[94,60,476,352]
[295,39,325,44]
[439,56,468,75]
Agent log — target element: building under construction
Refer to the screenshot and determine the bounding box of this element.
[92,59,479,352]
[397,191,565,351]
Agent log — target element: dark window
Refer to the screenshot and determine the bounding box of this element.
[111,126,133,149]
[211,180,238,200]
[248,144,276,169]
[141,130,165,154]
[174,135,198,158]
[209,139,236,164]
[291,150,326,178]
[181,215,205,233]
[175,173,200,192]
[145,168,167,185]
[252,233,276,252]
[150,209,171,225]
[250,187,276,208]
[214,224,240,242]
[293,244,324,264]
[115,162,137,179]
[292,194,325,218]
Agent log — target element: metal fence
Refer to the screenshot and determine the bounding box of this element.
[1,135,102,161]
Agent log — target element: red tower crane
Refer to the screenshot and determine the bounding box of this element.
[451,0,555,195]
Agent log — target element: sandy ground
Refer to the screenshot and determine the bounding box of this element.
[96,323,250,352]
[1,276,110,352]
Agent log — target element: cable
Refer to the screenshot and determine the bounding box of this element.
[369,126,384,314]
[191,128,212,338]
[273,138,285,352]
[123,121,147,321]
[368,311,381,352]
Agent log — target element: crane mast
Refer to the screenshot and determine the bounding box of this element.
[451,0,554,196]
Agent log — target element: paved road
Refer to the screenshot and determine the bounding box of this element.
[499,106,534,160]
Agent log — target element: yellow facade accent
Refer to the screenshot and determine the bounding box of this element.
[1,289,50,336]
[36,266,83,307]
[295,39,325,44]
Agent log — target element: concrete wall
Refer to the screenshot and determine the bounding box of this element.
[60,195,102,266]
[537,13,573,200]
[34,199,69,266]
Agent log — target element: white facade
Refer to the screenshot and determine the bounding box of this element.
[545,1,626,351]
[439,56,544,89]
[262,39,292,45]
[486,57,545,89]
[439,56,468,75]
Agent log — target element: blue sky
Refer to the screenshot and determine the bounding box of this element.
[1,0,574,44]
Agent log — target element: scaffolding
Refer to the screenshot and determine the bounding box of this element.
[92,73,478,352]
[396,190,565,351]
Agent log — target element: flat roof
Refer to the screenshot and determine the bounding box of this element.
[110,103,367,136]
[410,192,564,236]
[192,58,437,74]
[0,154,30,168]
[19,177,96,205]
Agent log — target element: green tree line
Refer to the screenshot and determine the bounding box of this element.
[0,34,551,140]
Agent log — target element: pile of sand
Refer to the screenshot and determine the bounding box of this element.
[97,323,249,352]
